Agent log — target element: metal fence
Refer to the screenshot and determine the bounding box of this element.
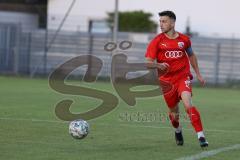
[1,23,240,85]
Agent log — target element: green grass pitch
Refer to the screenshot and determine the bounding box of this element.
[0,76,240,160]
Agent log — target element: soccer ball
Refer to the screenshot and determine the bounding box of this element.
[69,119,89,139]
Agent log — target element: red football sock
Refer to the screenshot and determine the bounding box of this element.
[186,106,203,132]
[168,112,179,128]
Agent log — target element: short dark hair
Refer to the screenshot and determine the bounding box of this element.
[158,10,176,21]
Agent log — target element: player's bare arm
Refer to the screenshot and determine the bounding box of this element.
[189,53,206,86]
[145,57,169,71]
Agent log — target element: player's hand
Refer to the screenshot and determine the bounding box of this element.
[197,74,206,86]
[157,62,169,71]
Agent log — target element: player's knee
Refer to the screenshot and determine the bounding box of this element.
[184,104,192,112]
[182,99,192,110]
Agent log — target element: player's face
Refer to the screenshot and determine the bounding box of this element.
[160,16,175,33]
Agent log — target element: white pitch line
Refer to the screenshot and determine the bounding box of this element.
[175,144,240,160]
[0,117,67,124]
[0,139,63,146]
[1,117,240,134]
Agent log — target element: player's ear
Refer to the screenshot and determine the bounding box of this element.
[170,19,175,27]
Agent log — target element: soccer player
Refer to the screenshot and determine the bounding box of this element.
[145,10,208,148]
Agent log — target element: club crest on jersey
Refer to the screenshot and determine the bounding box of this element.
[178,42,184,49]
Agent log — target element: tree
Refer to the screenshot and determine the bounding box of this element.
[106,10,157,33]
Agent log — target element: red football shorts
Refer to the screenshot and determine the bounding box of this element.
[160,76,192,108]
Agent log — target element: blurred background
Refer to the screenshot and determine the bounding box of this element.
[1,2,240,159]
[0,0,240,86]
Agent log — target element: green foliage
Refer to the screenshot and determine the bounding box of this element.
[107,10,158,33]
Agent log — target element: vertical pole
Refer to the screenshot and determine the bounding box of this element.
[111,0,119,80]
[43,1,48,75]
[229,33,235,80]
[14,24,21,75]
[87,33,94,80]
[113,0,119,43]
[214,43,221,85]
[6,26,10,70]
[28,32,32,75]
[43,27,48,75]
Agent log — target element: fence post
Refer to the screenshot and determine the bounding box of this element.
[27,32,32,75]
[43,28,48,75]
[13,24,21,75]
[87,33,94,79]
[214,43,221,85]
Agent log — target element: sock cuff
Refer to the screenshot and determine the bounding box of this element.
[186,106,199,115]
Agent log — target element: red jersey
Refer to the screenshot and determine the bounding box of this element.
[145,32,193,82]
